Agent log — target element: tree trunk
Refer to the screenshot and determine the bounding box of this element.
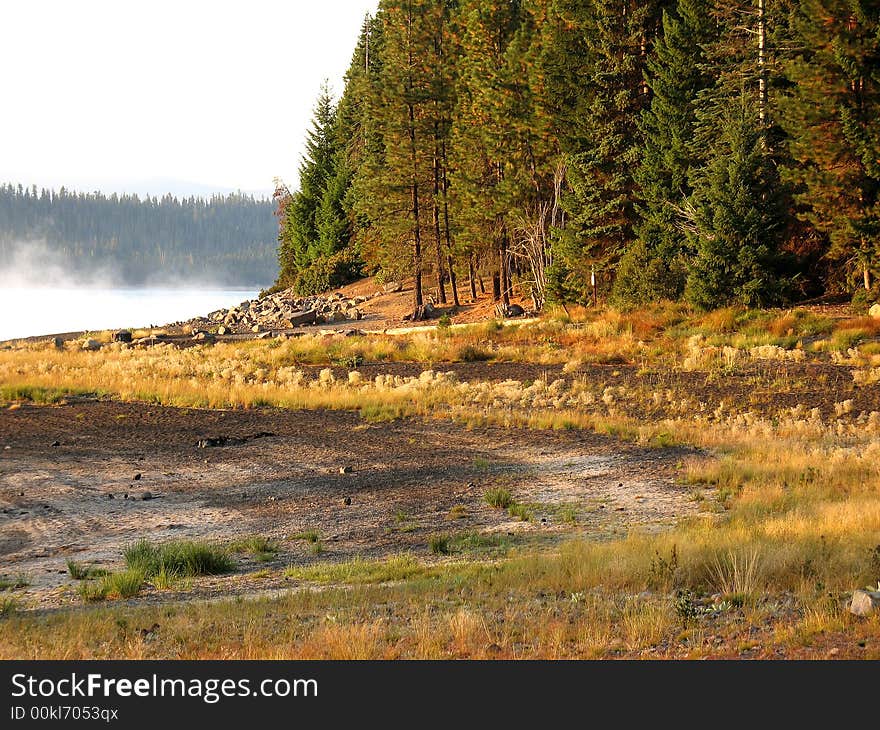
[468,256,478,301]
[499,231,510,306]
[865,264,872,292]
[406,5,422,312]
[440,141,459,307]
[492,271,501,302]
[432,142,447,304]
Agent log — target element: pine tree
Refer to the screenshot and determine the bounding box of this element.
[778,0,880,293]
[362,0,444,314]
[614,0,713,305]
[277,85,341,288]
[547,0,669,304]
[449,0,526,306]
[684,101,787,309]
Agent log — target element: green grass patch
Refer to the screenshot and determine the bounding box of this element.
[429,534,451,555]
[0,597,18,617]
[0,575,29,591]
[485,487,513,509]
[0,385,85,404]
[291,530,321,544]
[285,554,432,585]
[448,532,512,554]
[77,570,145,602]
[123,540,235,578]
[360,404,404,423]
[66,560,110,581]
[228,536,279,556]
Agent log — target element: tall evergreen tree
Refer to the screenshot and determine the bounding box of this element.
[685,101,787,308]
[548,0,669,304]
[778,0,880,292]
[613,0,713,305]
[277,85,343,290]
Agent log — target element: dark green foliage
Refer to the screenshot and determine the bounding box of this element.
[276,85,360,294]
[269,0,874,309]
[778,0,880,292]
[0,185,275,286]
[617,0,713,305]
[685,103,787,309]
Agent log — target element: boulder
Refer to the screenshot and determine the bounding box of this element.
[330,310,348,323]
[52,337,64,350]
[345,308,363,321]
[383,281,403,293]
[217,325,228,336]
[113,330,133,344]
[850,589,880,616]
[282,309,317,328]
[869,303,880,319]
[191,331,215,343]
[81,339,102,351]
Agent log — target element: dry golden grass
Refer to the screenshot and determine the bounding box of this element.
[2,305,880,658]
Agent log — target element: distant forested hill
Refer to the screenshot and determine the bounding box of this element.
[0,184,278,286]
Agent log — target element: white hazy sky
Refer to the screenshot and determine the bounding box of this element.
[0,0,379,197]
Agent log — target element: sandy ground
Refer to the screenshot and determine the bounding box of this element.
[0,399,705,610]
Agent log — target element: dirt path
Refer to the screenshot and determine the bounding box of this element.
[0,400,705,610]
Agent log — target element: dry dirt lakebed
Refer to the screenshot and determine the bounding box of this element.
[0,398,702,610]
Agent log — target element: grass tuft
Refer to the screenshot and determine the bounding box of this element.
[123,540,234,578]
[485,488,514,509]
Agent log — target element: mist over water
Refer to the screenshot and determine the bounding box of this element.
[0,241,259,340]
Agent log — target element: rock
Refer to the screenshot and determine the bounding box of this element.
[850,589,880,616]
[330,310,347,323]
[141,491,153,501]
[339,466,353,474]
[345,308,363,321]
[870,303,880,319]
[191,331,215,343]
[256,331,272,339]
[217,325,228,336]
[52,337,64,350]
[383,281,403,293]
[81,338,102,351]
[251,325,262,333]
[113,330,133,343]
[284,309,318,327]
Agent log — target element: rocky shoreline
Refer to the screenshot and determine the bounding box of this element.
[179,289,375,338]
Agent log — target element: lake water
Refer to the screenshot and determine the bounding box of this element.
[0,287,258,341]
